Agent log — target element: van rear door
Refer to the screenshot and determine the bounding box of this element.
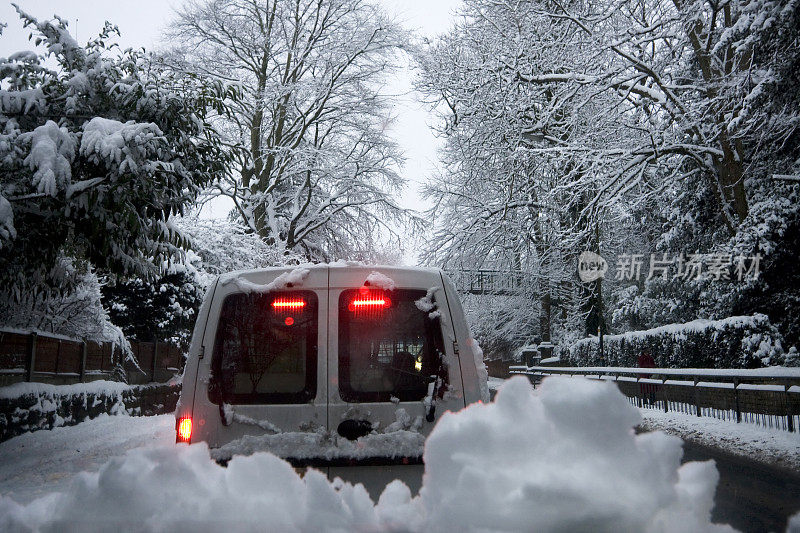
[197,267,329,448]
[327,267,466,460]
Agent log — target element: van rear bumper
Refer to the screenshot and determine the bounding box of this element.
[215,455,423,468]
[328,463,424,498]
[213,455,424,499]
[285,455,423,468]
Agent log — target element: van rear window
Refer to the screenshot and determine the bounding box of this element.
[338,289,446,402]
[208,291,318,405]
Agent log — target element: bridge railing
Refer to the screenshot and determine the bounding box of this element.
[510,365,800,433]
[446,269,527,295]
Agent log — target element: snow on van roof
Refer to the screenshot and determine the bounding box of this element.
[220,266,312,293]
[217,263,318,284]
[217,263,446,289]
[328,263,445,278]
[218,263,443,277]
[364,271,396,290]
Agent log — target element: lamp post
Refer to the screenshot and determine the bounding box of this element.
[595,222,605,365]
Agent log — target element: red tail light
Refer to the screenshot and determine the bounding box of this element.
[176,417,192,443]
[272,298,306,310]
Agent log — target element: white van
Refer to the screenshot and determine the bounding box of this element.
[175,264,487,495]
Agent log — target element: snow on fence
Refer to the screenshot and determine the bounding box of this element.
[510,365,800,433]
[556,314,788,369]
[0,329,184,387]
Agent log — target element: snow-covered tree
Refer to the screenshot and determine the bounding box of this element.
[165,0,419,261]
[0,255,126,345]
[101,215,309,346]
[483,0,798,234]
[0,7,233,297]
[101,269,204,347]
[415,0,612,347]
[416,0,800,356]
[174,216,305,286]
[590,0,800,349]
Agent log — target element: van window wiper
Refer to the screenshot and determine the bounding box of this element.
[425,375,443,422]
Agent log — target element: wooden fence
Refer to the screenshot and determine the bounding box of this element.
[510,365,800,433]
[0,329,184,386]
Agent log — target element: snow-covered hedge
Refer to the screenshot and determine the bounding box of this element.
[558,314,786,369]
[0,379,179,442]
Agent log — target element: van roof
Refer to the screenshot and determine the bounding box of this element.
[216,263,446,287]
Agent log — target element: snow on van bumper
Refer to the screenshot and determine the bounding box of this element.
[209,429,425,466]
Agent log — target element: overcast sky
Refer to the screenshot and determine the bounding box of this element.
[1,0,461,235]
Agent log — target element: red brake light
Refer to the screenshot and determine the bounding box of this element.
[348,295,392,312]
[272,298,306,310]
[177,417,192,443]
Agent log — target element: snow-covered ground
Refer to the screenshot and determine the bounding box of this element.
[0,414,174,503]
[487,376,506,392]
[0,377,737,532]
[639,409,800,472]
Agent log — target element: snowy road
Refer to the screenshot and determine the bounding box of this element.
[681,439,800,532]
[0,414,174,503]
[1,403,799,531]
[639,409,800,532]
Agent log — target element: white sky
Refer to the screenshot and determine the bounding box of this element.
[0,0,462,254]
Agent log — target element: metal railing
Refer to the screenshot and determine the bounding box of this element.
[446,269,526,295]
[510,365,800,433]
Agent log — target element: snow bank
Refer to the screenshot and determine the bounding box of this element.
[420,377,731,532]
[0,414,175,504]
[0,377,734,532]
[0,379,131,401]
[0,379,180,442]
[640,409,800,472]
[0,377,179,401]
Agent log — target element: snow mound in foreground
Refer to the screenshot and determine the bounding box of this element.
[0,377,734,532]
[421,376,732,532]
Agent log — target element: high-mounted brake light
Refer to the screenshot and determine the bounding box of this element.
[272,298,306,310]
[348,296,392,312]
[176,417,192,443]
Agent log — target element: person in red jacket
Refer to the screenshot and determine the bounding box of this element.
[637,351,656,405]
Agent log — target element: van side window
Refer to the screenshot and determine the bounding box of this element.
[208,291,318,405]
[338,289,447,403]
